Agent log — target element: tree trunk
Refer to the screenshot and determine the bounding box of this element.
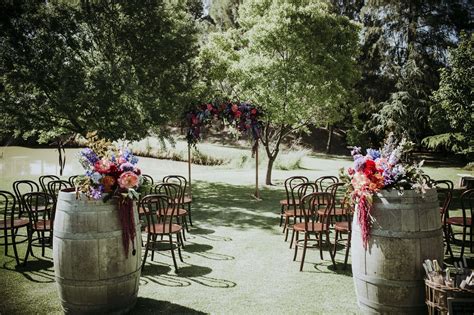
[326,125,333,154]
[265,155,276,185]
[57,139,66,176]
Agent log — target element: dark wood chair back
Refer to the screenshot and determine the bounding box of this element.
[301,192,333,230]
[22,192,52,232]
[315,175,339,192]
[13,180,40,217]
[39,175,60,193]
[284,176,309,205]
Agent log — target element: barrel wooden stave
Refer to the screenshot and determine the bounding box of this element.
[352,189,443,314]
[53,190,141,314]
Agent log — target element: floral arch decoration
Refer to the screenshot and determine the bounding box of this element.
[184,101,264,199]
[185,101,264,152]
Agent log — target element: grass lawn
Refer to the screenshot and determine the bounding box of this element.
[0,145,471,314]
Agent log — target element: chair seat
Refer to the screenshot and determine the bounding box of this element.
[317,208,345,217]
[162,208,188,217]
[280,199,300,206]
[293,222,324,232]
[138,206,147,215]
[32,219,52,231]
[446,217,472,226]
[145,223,182,234]
[183,196,192,204]
[0,218,30,229]
[284,209,306,217]
[335,221,350,232]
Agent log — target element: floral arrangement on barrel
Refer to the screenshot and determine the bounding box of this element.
[340,133,432,248]
[185,101,263,152]
[75,132,150,256]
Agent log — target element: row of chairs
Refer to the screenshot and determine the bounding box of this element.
[1,176,72,266]
[279,176,351,271]
[1,174,194,271]
[433,179,473,259]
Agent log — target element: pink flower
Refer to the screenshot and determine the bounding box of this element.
[118,171,139,189]
[118,156,127,164]
[94,159,112,174]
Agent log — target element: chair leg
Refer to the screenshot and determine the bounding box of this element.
[299,234,308,272]
[318,233,324,260]
[141,242,149,271]
[4,228,8,255]
[177,234,184,263]
[151,235,156,261]
[23,228,33,266]
[11,230,21,266]
[169,235,178,272]
[293,231,299,261]
[187,202,193,226]
[289,229,295,249]
[283,216,288,235]
[332,231,339,268]
[327,232,336,268]
[279,205,284,227]
[41,231,45,257]
[183,216,189,232]
[460,227,466,259]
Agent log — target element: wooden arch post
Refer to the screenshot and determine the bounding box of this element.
[188,144,192,198]
[254,140,261,200]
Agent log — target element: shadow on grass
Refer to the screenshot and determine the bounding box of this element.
[141,261,237,289]
[189,227,232,242]
[184,242,235,261]
[130,297,206,314]
[1,257,55,283]
[192,181,283,231]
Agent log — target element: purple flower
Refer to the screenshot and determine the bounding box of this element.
[120,162,135,172]
[351,146,362,157]
[90,185,104,200]
[122,149,139,165]
[366,149,381,160]
[353,155,366,172]
[80,148,99,164]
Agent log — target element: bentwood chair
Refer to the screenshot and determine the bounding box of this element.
[0,191,30,265]
[23,192,53,263]
[140,194,184,272]
[332,196,353,270]
[39,175,60,193]
[154,183,189,237]
[163,175,193,226]
[317,182,346,223]
[68,175,81,187]
[142,174,155,186]
[279,176,309,227]
[315,176,339,192]
[293,192,336,271]
[47,180,71,217]
[13,180,41,218]
[434,180,454,257]
[285,182,318,248]
[446,189,473,259]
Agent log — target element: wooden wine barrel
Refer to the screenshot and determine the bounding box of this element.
[352,189,443,314]
[53,188,141,314]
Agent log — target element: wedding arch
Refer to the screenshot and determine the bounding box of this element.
[184,101,264,199]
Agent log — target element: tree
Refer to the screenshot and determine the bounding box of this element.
[198,0,360,184]
[331,1,472,147]
[424,33,473,156]
[1,1,198,174]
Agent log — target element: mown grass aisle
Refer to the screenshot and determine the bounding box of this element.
[0,181,359,314]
